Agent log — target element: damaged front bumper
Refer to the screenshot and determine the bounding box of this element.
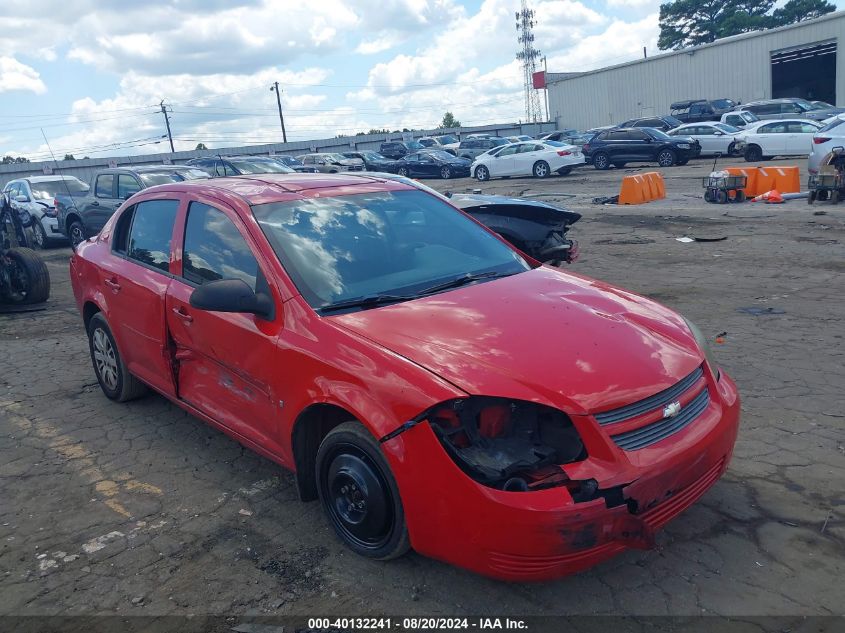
[380,372,740,581]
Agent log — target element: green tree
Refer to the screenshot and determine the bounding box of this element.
[195,143,208,150]
[63,154,75,160]
[440,112,461,128]
[771,0,835,26]
[658,0,773,50]
[1,156,30,164]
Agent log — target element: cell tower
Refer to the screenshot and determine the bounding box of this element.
[515,0,542,123]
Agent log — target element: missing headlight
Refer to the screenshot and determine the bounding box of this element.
[425,397,587,491]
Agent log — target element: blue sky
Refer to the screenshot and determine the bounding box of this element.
[0,0,841,160]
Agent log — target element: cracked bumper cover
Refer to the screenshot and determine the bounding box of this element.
[381,371,740,581]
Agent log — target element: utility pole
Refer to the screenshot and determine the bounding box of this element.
[542,55,550,122]
[270,82,288,143]
[159,100,174,152]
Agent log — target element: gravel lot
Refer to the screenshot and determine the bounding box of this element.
[1,158,843,627]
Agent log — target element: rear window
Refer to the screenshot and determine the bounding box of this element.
[138,169,209,186]
[29,179,89,200]
[127,199,179,273]
[818,118,844,133]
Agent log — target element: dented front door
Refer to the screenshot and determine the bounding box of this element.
[165,198,281,448]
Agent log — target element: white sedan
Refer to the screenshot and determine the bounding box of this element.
[667,122,744,156]
[736,119,823,161]
[472,141,584,180]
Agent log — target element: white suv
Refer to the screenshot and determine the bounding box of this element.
[808,115,845,175]
[2,175,89,248]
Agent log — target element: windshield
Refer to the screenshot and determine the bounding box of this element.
[715,123,740,133]
[817,117,844,133]
[435,135,458,144]
[325,154,349,162]
[490,138,508,147]
[646,128,672,140]
[794,100,814,112]
[812,101,834,110]
[741,112,758,123]
[712,99,736,109]
[229,158,294,174]
[665,116,684,127]
[138,169,210,186]
[252,190,529,311]
[278,156,301,166]
[362,151,387,160]
[427,150,455,160]
[29,179,89,199]
[405,141,424,150]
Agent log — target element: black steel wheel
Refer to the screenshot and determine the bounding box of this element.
[316,421,409,560]
[744,145,763,162]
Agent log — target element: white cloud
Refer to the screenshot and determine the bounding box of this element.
[0,57,46,94]
[606,0,659,8]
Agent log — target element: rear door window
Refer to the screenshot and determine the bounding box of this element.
[182,202,258,289]
[117,174,142,199]
[126,199,179,273]
[95,174,115,198]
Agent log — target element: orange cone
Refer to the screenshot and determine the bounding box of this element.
[751,189,784,203]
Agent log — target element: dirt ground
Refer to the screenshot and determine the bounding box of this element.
[1,157,843,627]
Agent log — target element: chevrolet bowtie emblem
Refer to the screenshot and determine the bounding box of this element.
[663,401,682,418]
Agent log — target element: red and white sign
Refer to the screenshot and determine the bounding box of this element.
[532,70,546,89]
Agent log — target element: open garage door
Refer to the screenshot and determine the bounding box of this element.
[771,41,837,105]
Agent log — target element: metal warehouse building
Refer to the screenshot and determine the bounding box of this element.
[546,11,844,131]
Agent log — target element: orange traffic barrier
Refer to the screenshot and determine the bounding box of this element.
[724,167,760,196]
[618,172,665,205]
[756,166,800,194]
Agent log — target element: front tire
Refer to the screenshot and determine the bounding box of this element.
[744,145,763,162]
[657,149,676,167]
[87,313,148,402]
[592,152,610,170]
[475,165,490,181]
[31,220,48,250]
[397,167,409,177]
[316,421,410,560]
[440,166,451,180]
[533,161,551,178]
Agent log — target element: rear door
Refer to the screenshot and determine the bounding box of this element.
[756,122,787,154]
[98,196,180,396]
[786,121,820,155]
[85,173,122,233]
[622,129,650,160]
[165,198,281,448]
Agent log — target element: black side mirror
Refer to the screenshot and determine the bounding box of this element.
[190,279,274,320]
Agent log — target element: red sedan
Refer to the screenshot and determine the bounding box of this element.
[70,174,739,581]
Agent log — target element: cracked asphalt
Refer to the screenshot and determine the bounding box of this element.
[1,157,843,625]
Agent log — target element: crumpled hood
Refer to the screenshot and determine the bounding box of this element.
[330,267,703,414]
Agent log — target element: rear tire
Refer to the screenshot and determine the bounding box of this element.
[716,189,729,204]
[533,161,550,178]
[1,247,50,304]
[612,162,626,169]
[808,191,816,205]
[735,190,746,203]
[592,152,610,170]
[316,421,410,560]
[557,166,572,176]
[87,313,148,402]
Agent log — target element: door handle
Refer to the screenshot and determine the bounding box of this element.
[90,200,99,206]
[171,306,193,323]
[103,277,121,291]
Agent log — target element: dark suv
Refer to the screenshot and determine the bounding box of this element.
[671,99,736,123]
[619,115,684,132]
[455,137,509,160]
[379,140,425,159]
[583,127,700,170]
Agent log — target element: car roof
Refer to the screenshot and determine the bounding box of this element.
[139,173,414,207]
[18,174,84,183]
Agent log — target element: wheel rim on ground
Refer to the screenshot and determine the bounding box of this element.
[92,327,119,391]
[323,444,395,550]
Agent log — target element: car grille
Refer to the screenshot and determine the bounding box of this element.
[594,366,710,451]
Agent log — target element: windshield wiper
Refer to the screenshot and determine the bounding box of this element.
[416,270,514,296]
[318,293,412,313]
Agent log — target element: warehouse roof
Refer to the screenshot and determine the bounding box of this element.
[547,10,844,84]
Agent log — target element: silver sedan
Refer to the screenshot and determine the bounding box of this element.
[667,122,743,156]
